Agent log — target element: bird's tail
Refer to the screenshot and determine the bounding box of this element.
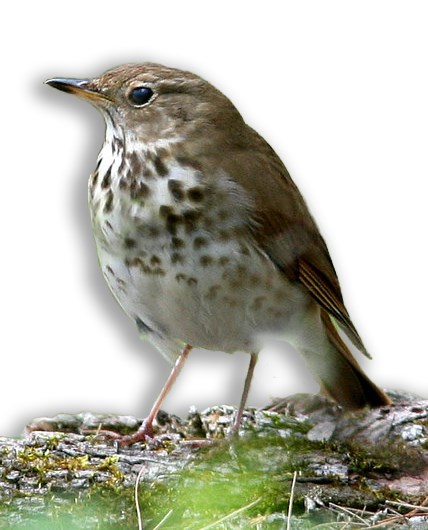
[300,309,391,409]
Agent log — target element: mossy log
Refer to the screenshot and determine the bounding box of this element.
[0,393,427,529]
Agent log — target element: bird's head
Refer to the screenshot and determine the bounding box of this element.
[46,63,245,150]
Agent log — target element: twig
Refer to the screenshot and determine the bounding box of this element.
[329,502,371,526]
[363,506,427,529]
[134,459,182,530]
[312,522,365,529]
[366,515,410,529]
[152,509,173,530]
[386,499,428,512]
[286,471,298,530]
[135,465,146,530]
[196,496,262,530]
[134,457,178,466]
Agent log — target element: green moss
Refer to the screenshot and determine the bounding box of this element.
[12,443,124,489]
[2,421,426,528]
[133,434,319,528]
[331,439,425,477]
[260,412,313,434]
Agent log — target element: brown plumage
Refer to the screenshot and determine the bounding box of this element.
[46,63,390,444]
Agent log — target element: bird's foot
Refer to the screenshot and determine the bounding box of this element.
[85,418,155,447]
[88,421,216,449]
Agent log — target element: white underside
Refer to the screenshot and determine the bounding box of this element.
[90,139,314,363]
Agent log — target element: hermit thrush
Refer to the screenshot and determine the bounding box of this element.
[46,64,390,444]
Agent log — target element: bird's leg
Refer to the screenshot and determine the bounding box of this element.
[110,344,193,446]
[232,353,258,434]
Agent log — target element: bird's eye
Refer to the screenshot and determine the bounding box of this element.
[128,86,154,106]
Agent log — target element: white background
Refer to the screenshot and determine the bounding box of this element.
[1,1,427,437]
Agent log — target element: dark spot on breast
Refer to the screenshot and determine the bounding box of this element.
[126,257,165,276]
[130,181,138,199]
[159,205,174,218]
[166,214,183,235]
[175,273,187,282]
[249,274,261,286]
[147,225,160,239]
[153,155,169,177]
[125,256,144,268]
[187,186,204,203]
[112,136,124,152]
[119,177,128,190]
[150,255,161,265]
[125,168,133,180]
[168,179,185,201]
[229,277,242,288]
[141,225,160,238]
[105,265,115,276]
[175,156,202,171]
[91,170,99,187]
[130,181,150,200]
[239,245,251,256]
[199,255,214,267]
[118,153,127,174]
[193,236,208,250]
[236,264,247,276]
[135,317,153,334]
[103,190,114,213]
[183,209,202,233]
[101,166,112,189]
[171,237,185,249]
[205,285,221,299]
[128,152,142,175]
[89,161,101,197]
[124,237,136,249]
[218,229,231,241]
[171,252,184,265]
[251,296,266,310]
[218,256,230,266]
[143,167,154,179]
[187,277,198,286]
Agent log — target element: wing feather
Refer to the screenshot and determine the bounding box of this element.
[218,129,371,359]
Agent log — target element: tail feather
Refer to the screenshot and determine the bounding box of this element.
[314,309,391,409]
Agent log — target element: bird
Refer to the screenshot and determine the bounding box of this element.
[46,63,391,444]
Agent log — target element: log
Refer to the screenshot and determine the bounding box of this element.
[0,392,427,528]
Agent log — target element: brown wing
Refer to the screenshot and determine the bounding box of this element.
[220,129,370,358]
[298,259,370,358]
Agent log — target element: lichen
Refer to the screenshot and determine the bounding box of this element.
[1,398,427,528]
[5,437,124,492]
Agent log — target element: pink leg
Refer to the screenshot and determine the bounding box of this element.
[232,353,258,434]
[118,344,193,446]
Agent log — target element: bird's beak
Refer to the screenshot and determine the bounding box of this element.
[45,78,109,103]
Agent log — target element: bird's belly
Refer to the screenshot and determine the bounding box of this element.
[97,237,307,354]
[90,160,308,354]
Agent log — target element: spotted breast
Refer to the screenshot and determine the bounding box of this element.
[88,131,307,362]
